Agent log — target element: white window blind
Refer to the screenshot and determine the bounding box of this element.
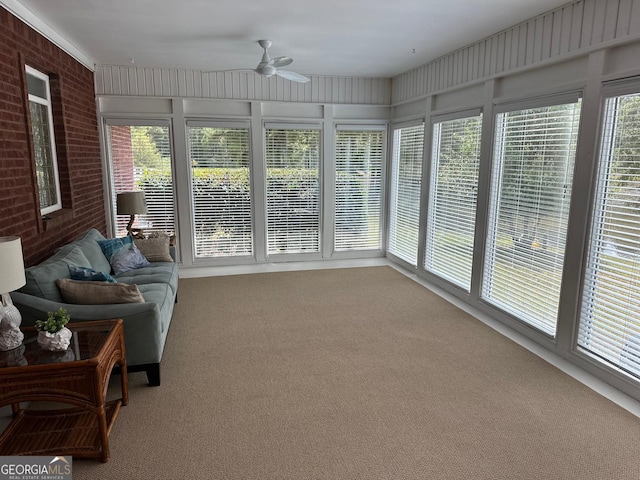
[107,124,175,237]
[335,129,384,251]
[188,125,252,258]
[265,127,321,255]
[388,124,424,266]
[26,66,61,215]
[426,114,482,291]
[579,92,640,378]
[482,100,581,336]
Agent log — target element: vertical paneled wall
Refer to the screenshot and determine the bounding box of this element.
[97,1,640,108]
[0,7,105,265]
[94,67,391,106]
[393,0,640,104]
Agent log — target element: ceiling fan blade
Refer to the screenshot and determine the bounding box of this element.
[271,56,293,68]
[275,70,310,83]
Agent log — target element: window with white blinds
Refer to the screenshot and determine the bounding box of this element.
[579,91,640,378]
[426,113,482,291]
[107,123,175,237]
[187,124,252,258]
[388,124,424,266]
[265,126,321,255]
[335,128,384,251]
[482,99,581,336]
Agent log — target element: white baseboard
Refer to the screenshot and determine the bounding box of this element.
[178,257,388,278]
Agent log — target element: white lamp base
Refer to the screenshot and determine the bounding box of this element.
[0,295,24,351]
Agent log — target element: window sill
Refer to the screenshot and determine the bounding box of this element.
[42,208,73,231]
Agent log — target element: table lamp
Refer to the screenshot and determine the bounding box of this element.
[117,191,147,238]
[0,236,26,351]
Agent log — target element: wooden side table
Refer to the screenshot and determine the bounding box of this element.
[0,319,128,462]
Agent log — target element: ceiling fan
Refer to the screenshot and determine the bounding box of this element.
[248,39,310,83]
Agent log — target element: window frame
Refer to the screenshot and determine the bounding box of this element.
[425,108,483,291]
[26,65,62,216]
[482,92,583,337]
[576,80,640,381]
[387,120,426,267]
[186,119,254,261]
[263,122,323,259]
[334,124,387,253]
[103,118,177,239]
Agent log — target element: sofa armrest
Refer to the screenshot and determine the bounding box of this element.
[11,291,159,326]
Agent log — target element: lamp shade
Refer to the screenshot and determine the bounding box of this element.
[117,191,148,215]
[0,236,26,293]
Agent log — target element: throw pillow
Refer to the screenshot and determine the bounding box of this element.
[110,243,150,275]
[134,233,172,262]
[68,265,116,283]
[20,246,92,302]
[97,235,134,261]
[56,279,145,304]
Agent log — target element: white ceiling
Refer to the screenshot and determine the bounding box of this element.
[12,0,572,78]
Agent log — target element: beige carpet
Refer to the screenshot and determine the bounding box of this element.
[73,266,640,479]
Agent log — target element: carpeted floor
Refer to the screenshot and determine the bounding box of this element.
[73,266,640,479]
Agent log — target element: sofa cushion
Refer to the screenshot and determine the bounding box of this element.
[136,283,175,333]
[56,279,145,304]
[57,228,111,274]
[134,234,172,262]
[114,262,179,294]
[21,246,92,302]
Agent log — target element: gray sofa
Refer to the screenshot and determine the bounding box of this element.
[12,228,178,386]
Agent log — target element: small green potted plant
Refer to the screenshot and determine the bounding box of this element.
[36,308,72,351]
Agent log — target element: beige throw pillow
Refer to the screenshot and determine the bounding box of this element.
[134,234,172,262]
[56,279,145,304]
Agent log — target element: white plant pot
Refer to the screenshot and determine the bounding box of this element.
[37,327,72,352]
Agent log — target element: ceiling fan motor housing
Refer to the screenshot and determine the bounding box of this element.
[252,40,308,82]
[256,64,277,77]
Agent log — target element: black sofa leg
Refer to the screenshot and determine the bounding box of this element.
[119,363,161,386]
[146,363,161,386]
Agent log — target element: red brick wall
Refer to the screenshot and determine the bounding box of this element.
[108,125,135,236]
[0,7,106,266]
[110,125,135,191]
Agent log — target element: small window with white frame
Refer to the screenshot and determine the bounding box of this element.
[26,65,61,215]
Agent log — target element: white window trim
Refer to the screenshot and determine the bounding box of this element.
[186,121,255,262]
[483,97,582,336]
[493,91,582,114]
[425,110,483,291]
[263,122,323,130]
[390,118,425,130]
[431,107,482,125]
[26,65,61,216]
[102,119,176,238]
[263,123,324,259]
[333,127,386,253]
[335,124,387,132]
[576,81,640,382]
[186,119,251,129]
[388,123,425,266]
